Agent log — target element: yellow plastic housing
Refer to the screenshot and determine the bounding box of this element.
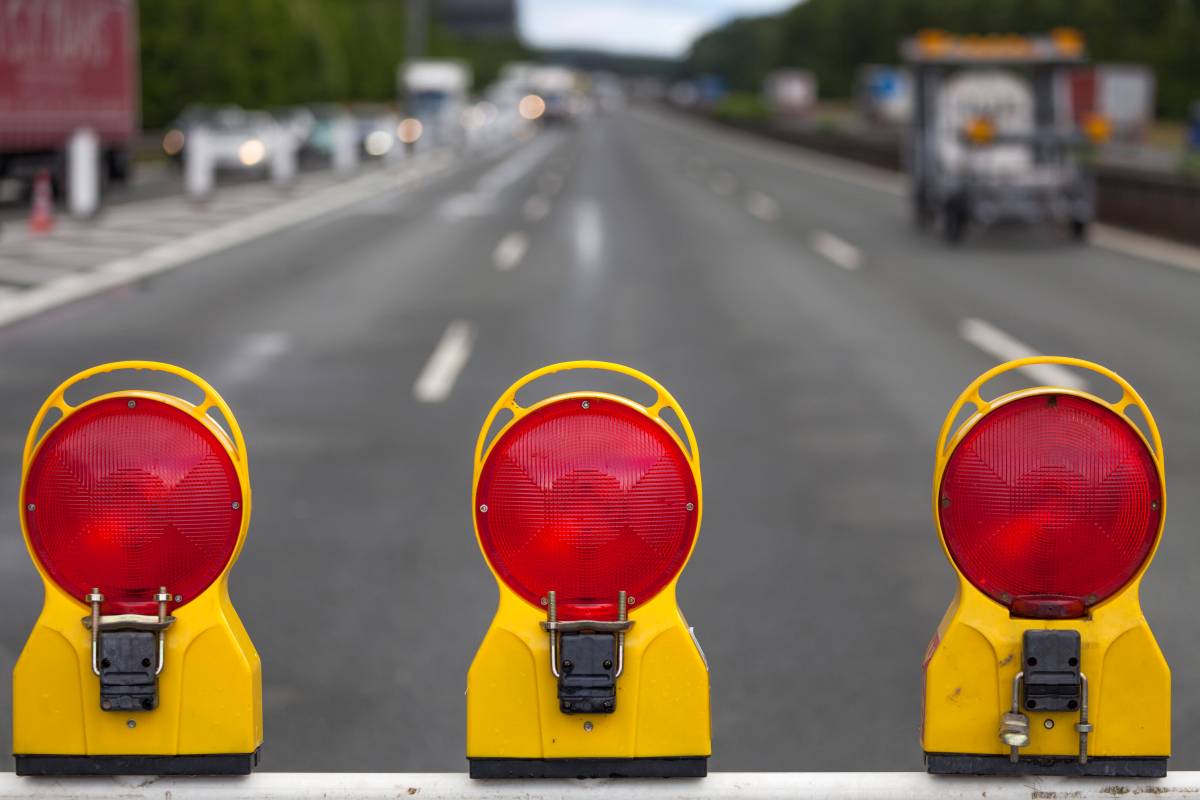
[922,357,1169,759]
[13,361,262,758]
[467,361,711,761]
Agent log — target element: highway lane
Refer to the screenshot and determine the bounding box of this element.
[1,107,1199,772]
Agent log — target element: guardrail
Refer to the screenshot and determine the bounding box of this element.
[1094,164,1200,245]
[3,772,1200,799]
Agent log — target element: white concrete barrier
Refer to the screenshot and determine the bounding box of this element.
[67,128,101,217]
[1,772,1198,800]
[184,126,215,198]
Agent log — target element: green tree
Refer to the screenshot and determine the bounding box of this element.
[139,0,528,129]
[684,0,1200,119]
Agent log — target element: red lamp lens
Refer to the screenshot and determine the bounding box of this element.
[475,396,699,619]
[939,394,1161,618]
[23,396,244,614]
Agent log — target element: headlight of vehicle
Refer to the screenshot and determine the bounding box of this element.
[365,130,394,156]
[238,138,266,166]
[162,129,185,156]
[397,118,424,145]
[518,94,546,121]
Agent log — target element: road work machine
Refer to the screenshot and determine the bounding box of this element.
[903,30,1101,243]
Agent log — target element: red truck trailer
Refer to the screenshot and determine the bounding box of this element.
[0,0,138,192]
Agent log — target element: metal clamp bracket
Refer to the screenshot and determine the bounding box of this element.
[83,587,175,711]
[542,590,634,715]
[999,630,1093,765]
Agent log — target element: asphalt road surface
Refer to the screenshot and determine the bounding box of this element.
[1,107,1199,772]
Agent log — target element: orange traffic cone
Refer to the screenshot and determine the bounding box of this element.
[29,169,54,234]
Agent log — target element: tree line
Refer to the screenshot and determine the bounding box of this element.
[139,0,528,129]
[685,0,1200,119]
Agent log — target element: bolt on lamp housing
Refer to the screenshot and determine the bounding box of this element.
[922,357,1168,777]
[467,361,710,779]
[13,362,262,776]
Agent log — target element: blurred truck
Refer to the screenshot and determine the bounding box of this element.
[529,65,585,122]
[399,59,472,145]
[0,0,138,193]
[903,30,1098,243]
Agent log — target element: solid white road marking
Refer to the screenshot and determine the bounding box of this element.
[959,317,1088,390]
[492,231,529,271]
[434,131,562,222]
[0,155,451,330]
[1092,224,1200,275]
[746,191,780,222]
[413,320,475,403]
[811,230,862,270]
[476,131,562,194]
[26,240,133,258]
[0,257,73,283]
[52,226,175,246]
[523,195,552,222]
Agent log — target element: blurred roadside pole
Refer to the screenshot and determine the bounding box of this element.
[67,128,100,218]
[407,0,428,61]
[332,116,358,175]
[185,126,215,198]
[270,128,299,187]
[403,0,430,154]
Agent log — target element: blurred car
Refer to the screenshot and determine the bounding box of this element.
[206,109,278,173]
[528,66,585,123]
[271,106,316,154]
[401,59,473,146]
[163,106,279,175]
[301,104,348,162]
[351,105,402,158]
[161,104,222,165]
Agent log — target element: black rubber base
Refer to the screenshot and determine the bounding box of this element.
[926,752,1167,778]
[15,749,260,776]
[470,756,708,779]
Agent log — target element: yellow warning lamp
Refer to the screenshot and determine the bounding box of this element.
[466,361,710,778]
[1083,114,1112,144]
[13,361,261,776]
[1051,27,1086,58]
[965,116,997,145]
[916,29,951,58]
[922,357,1168,777]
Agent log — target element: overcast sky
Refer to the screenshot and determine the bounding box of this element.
[518,0,795,58]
